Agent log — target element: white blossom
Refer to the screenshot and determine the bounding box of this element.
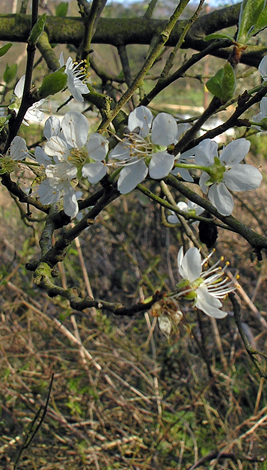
[167,200,204,224]
[36,111,109,217]
[43,112,108,183]
[174,246,236,319]
[11,76,45,125]
[193,139,262,216]
[110,106,178,194]
[59,52,89,103]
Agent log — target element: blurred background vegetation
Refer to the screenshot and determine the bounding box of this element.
[1,0,267,469]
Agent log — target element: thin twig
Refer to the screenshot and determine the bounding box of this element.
[14,373,54,470]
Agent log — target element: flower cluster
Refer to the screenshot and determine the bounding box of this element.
[2,47,262,342]
[36,111,108,217]
[4,62,264,221]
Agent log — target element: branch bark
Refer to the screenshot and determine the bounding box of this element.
[1,4,266,66]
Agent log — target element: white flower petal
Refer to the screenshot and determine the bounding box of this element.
[67,70,88,103]
[220,138,250,166]
[175,247,235,319]
[167,213,179,224]
[259,96,267,114]
[224,164,262,191]
[151,113,178,146]
[178,247,202,282]
[169,201,204,224]
[179,148,196,160]
[187,201,204,215]
[168,201,203,224]
[117,159,148,194]
[35,146,51,167]
[14,76,45,124]
[65,56,74,70]
[46,162,77,181]
[63,187,79,217]
[259,55,267,79]
[9,136,28,161]
[109,141,131,161]
[86,133,108,161]
[60,53,89,102]
[82,161,107,184]
[61,111,88,148]
[177,122,191,139]
[194,139,218,166]
[39,179,60,205]
[208,183,234,216]
[128,106,153,137]
[44,116,61,139]
[253,111,265,123]
[24,101,45,123]
[149,152,174,179]
[59,51,65,67]
[177,201,188,211]
[196,285,227,318]
[14,75,25,98]
[45,136,70,161]
[177,246,184,273]
[199,172,210,194]
[198,285,222,308]
[40,175,79,217]
[172,166,194,182]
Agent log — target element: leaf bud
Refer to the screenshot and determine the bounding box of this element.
[38,70,67,98]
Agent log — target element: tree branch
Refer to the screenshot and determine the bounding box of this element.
[165,175,267,257]
[1,4,266,67]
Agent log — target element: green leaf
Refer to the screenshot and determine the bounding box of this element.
[206,63,236,102]
[250,4,267,36]
[206,68,224,99]
[28,13,47,45]
[205,33,234,42]
[3,63,17,84]
[55,2,69,17]
[0,43,12,57]
[38,70,67,98]
[237,0,267,44]
[221,63,236,100]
